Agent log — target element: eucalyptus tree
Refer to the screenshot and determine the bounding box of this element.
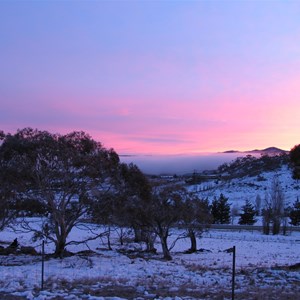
[0,128,121,257]
[132,184,184,260]
[179,193,211,253]
[0,130,21,230]
[91,162,153,249]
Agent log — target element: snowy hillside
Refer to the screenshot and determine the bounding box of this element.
[189,165,299,209]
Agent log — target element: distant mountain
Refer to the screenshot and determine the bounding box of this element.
[223,147,288,155]
[223,150,240,153]
[248,147,289,154]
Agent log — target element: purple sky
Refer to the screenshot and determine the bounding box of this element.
[1,1,300,155]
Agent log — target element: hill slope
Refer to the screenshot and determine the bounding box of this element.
[189,159,299,211]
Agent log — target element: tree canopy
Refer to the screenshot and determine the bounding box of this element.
[290,144,300,179]
[0,128,122,256]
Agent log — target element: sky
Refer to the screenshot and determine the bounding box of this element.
[1,0,300,156]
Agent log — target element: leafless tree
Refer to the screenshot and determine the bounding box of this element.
[270,176,285,234]
[262,177,286,235]
[262,192,272,235]
[255,194,262,216]
[231,204,240,224]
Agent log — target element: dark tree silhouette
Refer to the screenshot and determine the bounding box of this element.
[180,194,212,253]
[211,194,231,224]
[289,197,300,226]
[270,177,285,235]
[0,130,24,230]
[0,128,121,257]
[262,177,286,235]
[238,200,256,225]
[133,184,184,260]
[91,162,152,249]
[290,144,300,179]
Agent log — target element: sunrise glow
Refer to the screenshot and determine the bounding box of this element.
[1,1,300,155]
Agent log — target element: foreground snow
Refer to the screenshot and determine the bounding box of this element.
[0,221,299,300]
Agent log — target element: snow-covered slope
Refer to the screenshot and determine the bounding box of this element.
[189,165,299,209]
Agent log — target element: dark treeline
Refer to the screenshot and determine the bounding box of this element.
[1,128,300,259]
[217,153,290,179]
[0,128,212,260]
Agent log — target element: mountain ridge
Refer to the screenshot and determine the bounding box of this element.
[223,147,289,155]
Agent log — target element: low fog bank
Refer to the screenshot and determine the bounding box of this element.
[120,153,242,175]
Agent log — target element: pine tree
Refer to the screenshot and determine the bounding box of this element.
[238,200,256,225]
[289,197,300,226]
[211,194,230,224]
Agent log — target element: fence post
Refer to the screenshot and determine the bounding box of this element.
[41,240,45,290]
[232,245,236,300]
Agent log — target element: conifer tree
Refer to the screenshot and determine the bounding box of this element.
[211,194,230,224]
[290,144,300,179]
[289,197,300,226]
[238,200,256,225]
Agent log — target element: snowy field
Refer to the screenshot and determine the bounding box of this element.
[0,220,299,300]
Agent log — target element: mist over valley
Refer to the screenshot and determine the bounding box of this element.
[120,147,286,175]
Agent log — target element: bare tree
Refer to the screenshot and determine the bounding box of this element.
[270,176,285,235]
[255,194,262,216]
[262,193,272,235]
[231,204,240,225]
[262,177,286,235]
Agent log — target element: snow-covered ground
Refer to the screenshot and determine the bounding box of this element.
[0,221,299,300]
[0,166,299,300]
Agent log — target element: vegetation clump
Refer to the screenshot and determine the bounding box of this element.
[218,153,289,179]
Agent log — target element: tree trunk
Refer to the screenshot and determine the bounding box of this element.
[282,218,288,235]
[133,226,142,243]
[145,232,157,253]
[119,228,124,246]
[159,234,172,260]
[54,236,66,258]
[262,212,271,235]
[188,229,197,253]
[107,226,112,250]
[272,218,281,235]
[263,221,270,235]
